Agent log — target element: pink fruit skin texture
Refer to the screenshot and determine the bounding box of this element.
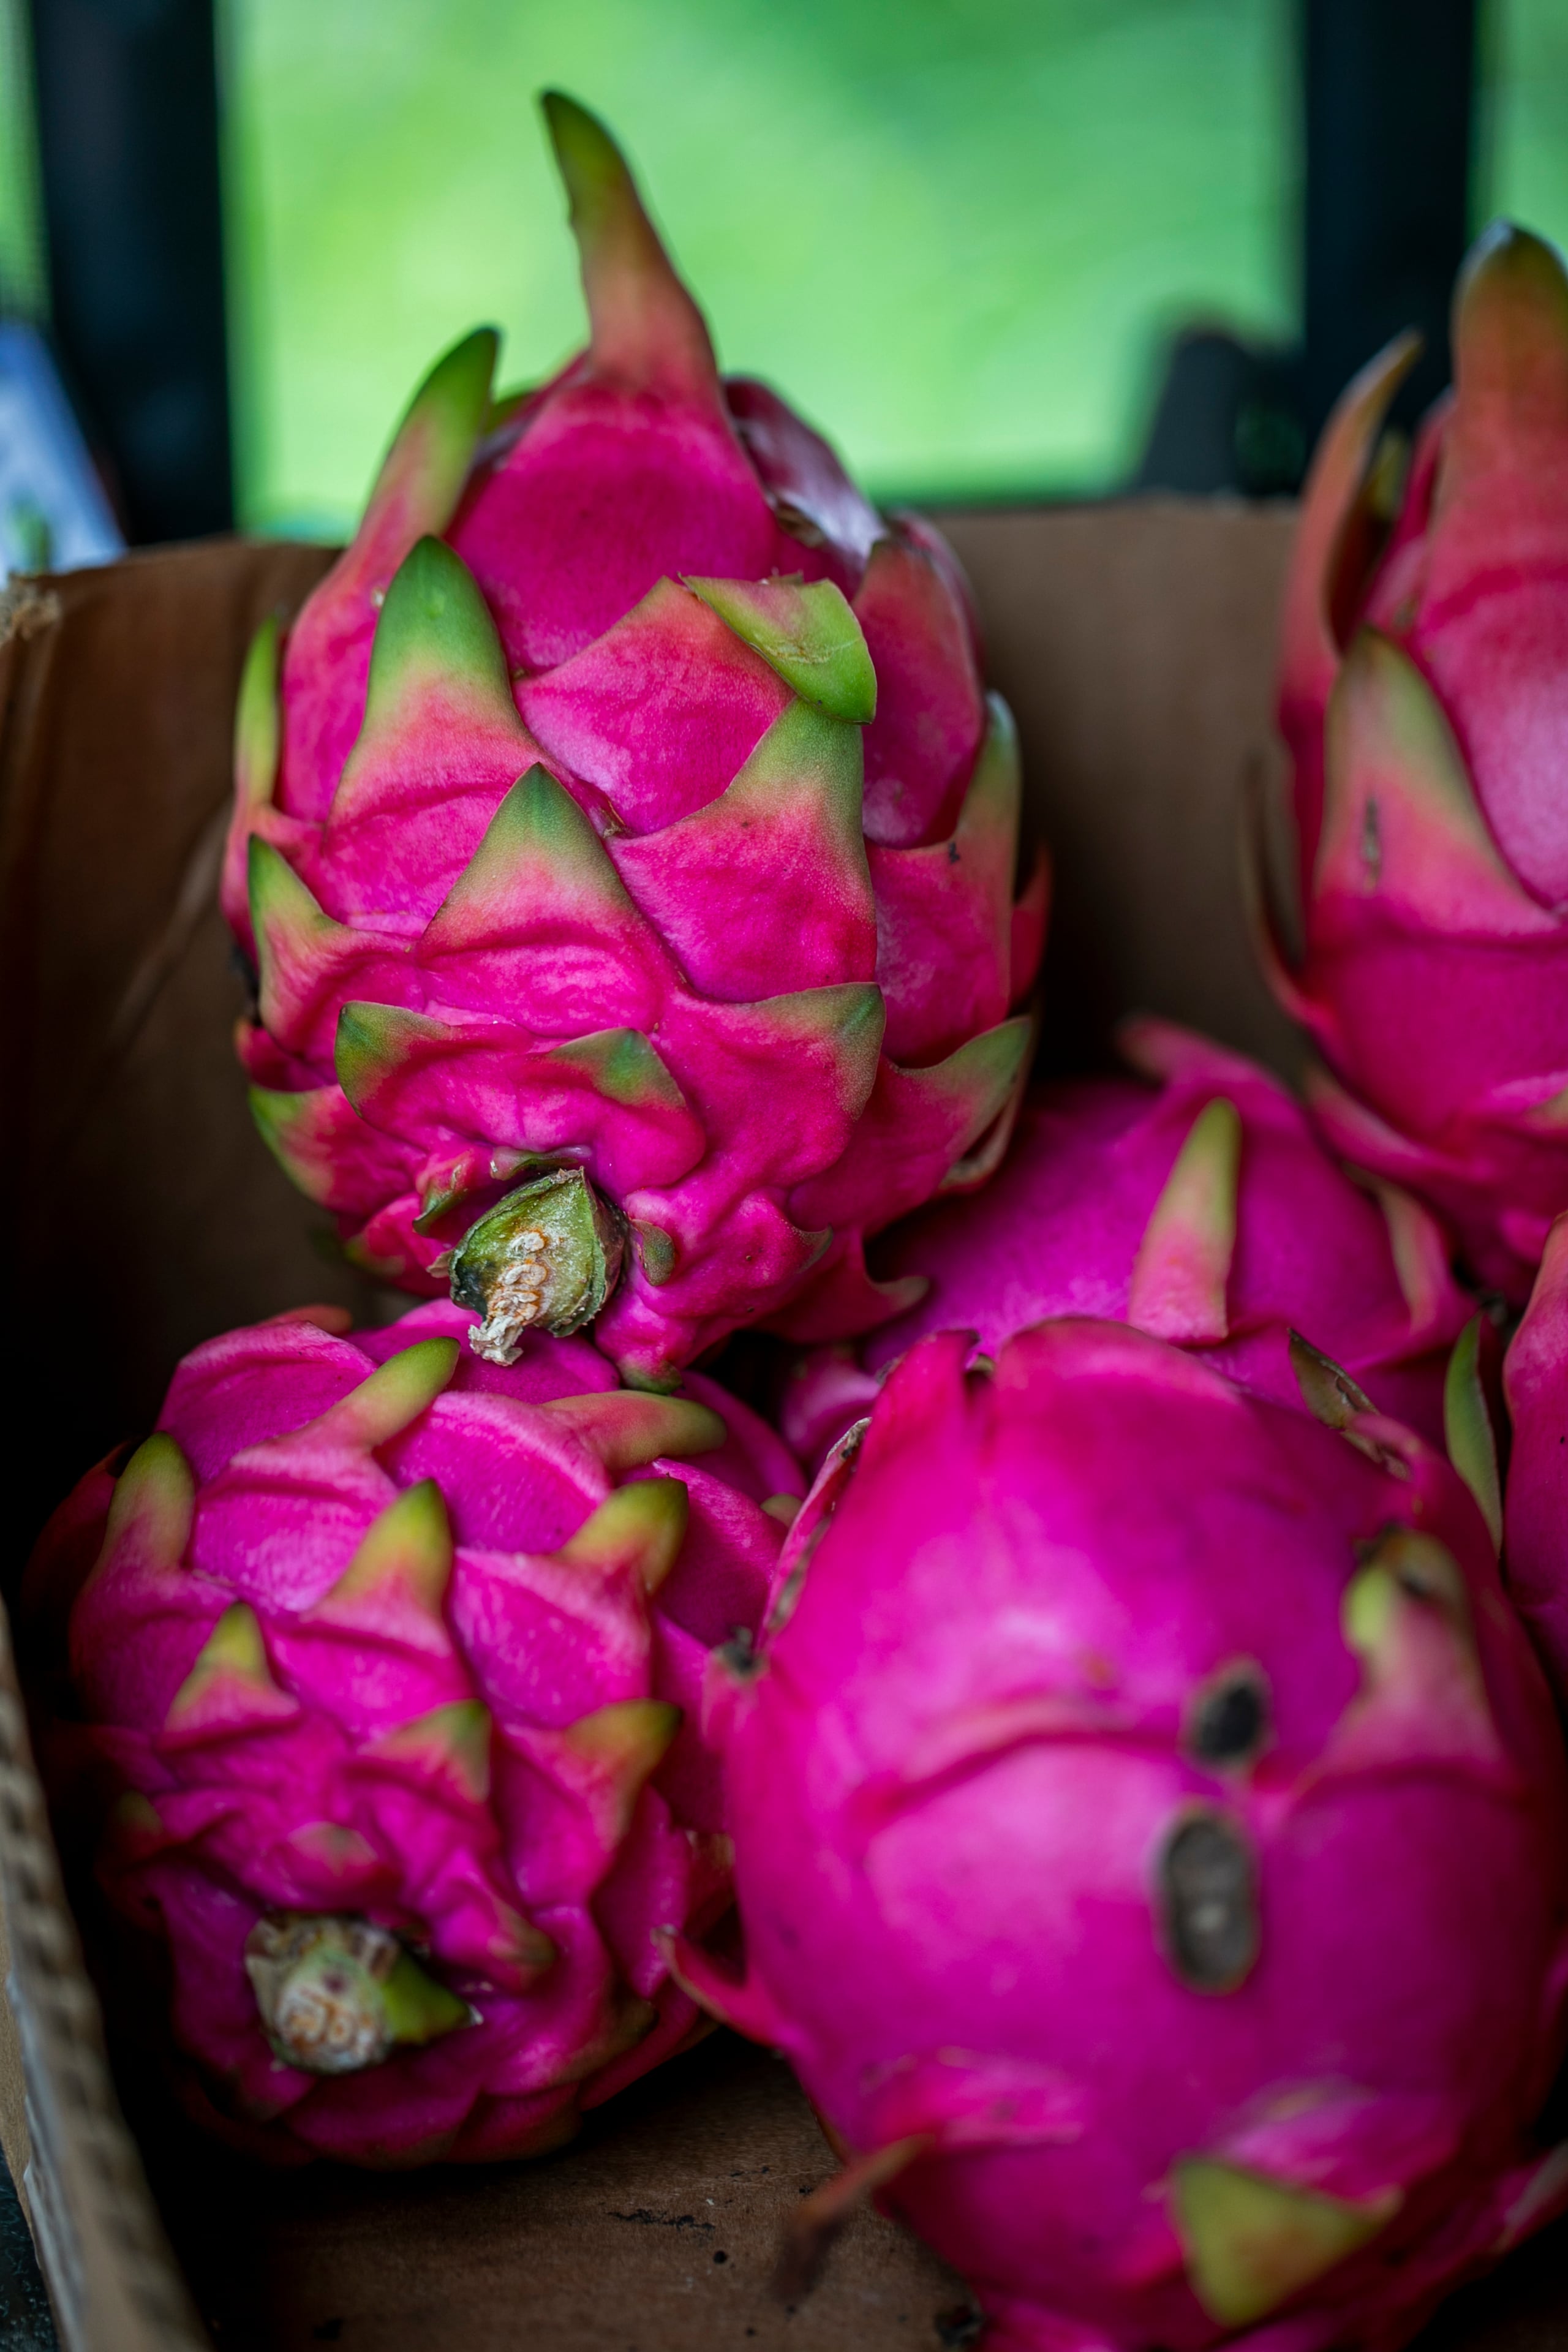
[1502,1211,1568,1696]
[225,96,1042,1390]
[685,1323,1568,2352]
[783,1021,1471,1472]
[1271,222,1568,1305]
[31,1300,800,2166]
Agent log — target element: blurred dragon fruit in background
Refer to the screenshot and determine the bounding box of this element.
[30,1301,799,2165]
[1268,222,1568,1304]
[680,1321,1568,2352]
[783,1019,1471,1471]
[1501,1212,1568,1698]
[225,93,1042,1392]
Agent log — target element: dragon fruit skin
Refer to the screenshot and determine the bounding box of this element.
[783,1020,1471,1471]
[680,1322,1568,2352]
[1268,222,1568,1305]
[1499,1212,1568,1697]
[32,1299,799,2167]
[224,94,1042,1392]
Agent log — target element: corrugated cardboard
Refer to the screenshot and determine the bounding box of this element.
[2,509,1562,2350]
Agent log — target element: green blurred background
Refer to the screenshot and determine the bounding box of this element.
[1,0,1564,535]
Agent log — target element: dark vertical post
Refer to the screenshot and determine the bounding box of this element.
[27,0,232,543]
[1300,0,1478,440]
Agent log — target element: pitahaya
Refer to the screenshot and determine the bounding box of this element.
[1266,220,1568,1305]
[29,1298,800,2166]
[782,1020,1471,1471]
[225,94,1042,1392]
[1498,1211,1568,1697]
[677,1321,1568,2352]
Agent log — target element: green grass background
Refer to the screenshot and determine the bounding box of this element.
[1,0,1565,535]
[1480,0,1568,284]
[219,0,1297,532]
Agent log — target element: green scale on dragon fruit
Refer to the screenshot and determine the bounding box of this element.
[27,1299,802,2166]
[676,1319,1568,2352]
[782,1019,1473,1472]
[225,93,1044,1393]
[1265,221,1568,1305]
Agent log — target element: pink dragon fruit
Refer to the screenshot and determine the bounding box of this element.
[1498,1212,1568,1695]
[1267,221,1568,1305]
[678,1321,1568,2352]
[29,1298,800,2166]
[782,1019,1472,1470]
[225,93,1042,1392]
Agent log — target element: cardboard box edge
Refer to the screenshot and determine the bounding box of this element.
[0,1588,210,2352]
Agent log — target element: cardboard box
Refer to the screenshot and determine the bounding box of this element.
[1,511,1561,2349]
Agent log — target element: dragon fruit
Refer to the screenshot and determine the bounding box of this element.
[782,1019,1471,1470]
[224,94,1042,1392]
[678,1321,1568,2352]
[1498,1212,1568,1697]
[1266,221,1568,1305]
[29,1298,799,2166]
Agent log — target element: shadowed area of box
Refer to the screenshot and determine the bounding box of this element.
[97,2015,1568,2352]
[118,2030,967,2352]
[939,498,1302,1082]
[0,2158,56,2349]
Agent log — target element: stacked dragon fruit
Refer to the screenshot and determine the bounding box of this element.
[29,81,1568,2352]
[678,214,1568,2352]
[31,88,1030,2168]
